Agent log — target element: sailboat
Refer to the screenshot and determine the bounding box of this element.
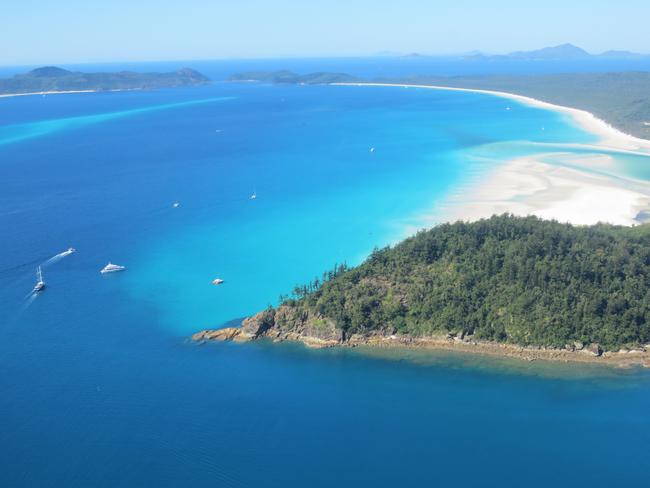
[33,266,46,293]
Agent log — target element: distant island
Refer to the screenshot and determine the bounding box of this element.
[228,68,650,140]
[0,66,210,96]
[227,70,359,85]
[397,43,648,61]
[195,216,650,366]
[463,43,647,61]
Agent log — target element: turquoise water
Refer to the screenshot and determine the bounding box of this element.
[1,78,649,487]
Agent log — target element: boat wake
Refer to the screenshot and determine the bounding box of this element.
[20,291,38,310]
[42,248,76,267]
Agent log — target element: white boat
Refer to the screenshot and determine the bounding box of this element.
[212,278,224,285]
[33,266,46,293]
[172,202,180,208]
[63,247,76,255]
[101,262,126,274]
[249,192,257,200]
[370,147,375,153]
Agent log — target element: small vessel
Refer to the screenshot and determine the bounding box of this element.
[249,192,257,200]
[505,106,511,111]
[212,278,224,285]
[100,262,126,274]
[369,147,375,153]
[172,202,180,208]
[63,247,76,255]
[33,266,46,293]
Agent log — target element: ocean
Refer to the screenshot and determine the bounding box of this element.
[1,59,649,487]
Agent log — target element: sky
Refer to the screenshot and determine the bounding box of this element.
[2,0,649,65]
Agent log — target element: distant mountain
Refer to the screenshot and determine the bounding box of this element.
[401,52,428,58]
[508,43,590,60]
[28,66,73,77]
[465,43,648,61]
[598,50,645,59]
[0,66,210,95]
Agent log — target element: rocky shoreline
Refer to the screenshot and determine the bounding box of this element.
[192,307,650,368]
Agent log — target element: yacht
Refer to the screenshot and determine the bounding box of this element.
[212,278,224,285]
[33,266,46,293]
[101,262,126,274]
[63,247,76,255]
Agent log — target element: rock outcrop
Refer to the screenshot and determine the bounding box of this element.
[193,306,344,348]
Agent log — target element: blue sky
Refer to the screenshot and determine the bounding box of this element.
[2,0,649,65]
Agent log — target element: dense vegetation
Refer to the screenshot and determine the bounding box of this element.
[0,66,210,95]
[280,215,650,351]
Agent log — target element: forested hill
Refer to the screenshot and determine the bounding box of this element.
[260,215,650,351]
[0,66,210,95]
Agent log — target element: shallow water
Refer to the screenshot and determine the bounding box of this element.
[1,67,649,487]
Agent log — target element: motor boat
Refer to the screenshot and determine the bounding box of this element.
[101,262,126,274]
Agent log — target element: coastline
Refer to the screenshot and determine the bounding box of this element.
[333,82,650,152]
[334,82,650,227]
[0,88,143,99]
[187,84,650,368]
[437,155,650,226]
[0,89,98,98]
[192,327,650,368]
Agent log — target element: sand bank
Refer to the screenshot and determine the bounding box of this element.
[334,82,650,226]
[437,156,650,226]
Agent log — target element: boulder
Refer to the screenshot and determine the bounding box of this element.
[192,327,242,342]
[586,343,603,356]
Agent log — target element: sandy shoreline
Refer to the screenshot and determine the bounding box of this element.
[435,156,650,226]
[0,90,98,98]
[334,82,650,152]
[0,88,143,99]
[334,82,650,227]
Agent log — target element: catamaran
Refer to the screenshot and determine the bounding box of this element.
[33,266,46,293]
[100,262,126,274]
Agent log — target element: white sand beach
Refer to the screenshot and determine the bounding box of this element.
[0,90,97,98]
[335,82,650,226]
[439,157,650,226]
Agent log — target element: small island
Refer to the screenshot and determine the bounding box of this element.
[195,215,650,367]
[227,70,359,85]
[0,66,210,97]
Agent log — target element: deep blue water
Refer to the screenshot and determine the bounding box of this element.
[1,63,649,487]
